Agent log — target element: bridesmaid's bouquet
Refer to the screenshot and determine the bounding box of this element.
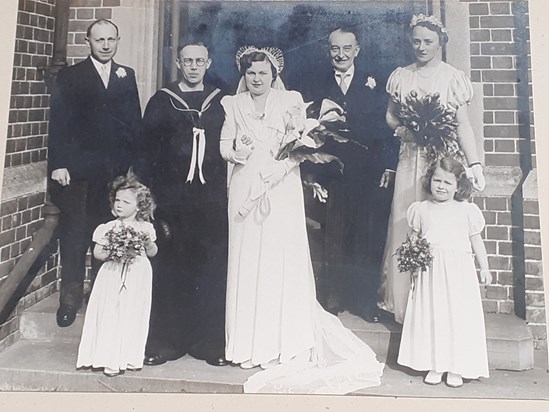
[395,234,433,291]
[398,90,464,164]
[103,224,147,264]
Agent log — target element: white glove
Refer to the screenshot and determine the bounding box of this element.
[471,163,486,191]
[261,159,297,189]
[234,134,254,161]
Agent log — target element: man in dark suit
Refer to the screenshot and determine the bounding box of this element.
[301,27,399,322]
[48,19,142,327]
[138,42,228,367]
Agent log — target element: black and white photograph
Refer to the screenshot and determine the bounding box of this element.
[0,0,548,409]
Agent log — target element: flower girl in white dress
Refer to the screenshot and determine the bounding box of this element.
[77,174,157,376]
[398,158,492,388]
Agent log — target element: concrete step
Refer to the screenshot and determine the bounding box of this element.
[18,294,535,370]
[0,340,251,392]
[1,335,548,398]
[19,294,399,363]
[485,313,534,371]
[19,294,84,344]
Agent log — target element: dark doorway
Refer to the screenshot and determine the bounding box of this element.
[159,1,429,91]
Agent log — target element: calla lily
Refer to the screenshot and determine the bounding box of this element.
[319,98,345,119]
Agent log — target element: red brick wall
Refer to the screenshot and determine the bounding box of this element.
[0,0,58,350]
[523,198,545,349]
[467,0,532,168]
[473,194,516,314]
[67,0,120,65]
[463,1,544,347]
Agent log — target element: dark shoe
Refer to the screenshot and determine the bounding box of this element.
[205,356,229,367]
[56,306,77,327]
[143,354,168,366]
[361,311,381,323]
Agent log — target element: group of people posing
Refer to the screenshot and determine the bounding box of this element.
[47,15,492,393]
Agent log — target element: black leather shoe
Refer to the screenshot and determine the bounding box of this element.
[205,356,229,367]
[56,306,77,327]
[362,312,381,323]
[143,354,168,366]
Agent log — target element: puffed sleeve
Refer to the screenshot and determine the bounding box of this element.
[92,222,110,245]
[467,202,485,236]
[142,222,157,242]
[406,201,423,232]
[219,95,248,164]
[448,68,474,108]
[386,67,404,103]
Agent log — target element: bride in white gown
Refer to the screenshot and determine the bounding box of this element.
[219,45,384,394]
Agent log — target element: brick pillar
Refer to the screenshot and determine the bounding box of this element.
[462,0,544,346]
[523,173,545,349]
[0,0,59,351]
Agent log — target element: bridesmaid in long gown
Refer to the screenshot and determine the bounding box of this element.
[379,14,486,323]
[220,46,384,394]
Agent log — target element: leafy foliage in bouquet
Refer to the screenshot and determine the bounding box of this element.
[275,99,354,172]
[103,224,147,264]
[398,90,465,164]
[395,233,433,290]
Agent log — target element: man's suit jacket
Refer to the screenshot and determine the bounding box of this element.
[48,57,142,182]
[301,68,399,187]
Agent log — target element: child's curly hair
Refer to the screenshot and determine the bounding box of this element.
[422,157,473,201]
[108,171,156,221]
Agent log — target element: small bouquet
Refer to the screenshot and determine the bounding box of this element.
[102,224,148,291]
[398,90,465,165]
[395,233,433,291]
[103,224,147,264]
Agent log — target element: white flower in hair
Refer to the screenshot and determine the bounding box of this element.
[365,76,376,89]
[410,13,447,33]
[115,67,127,78]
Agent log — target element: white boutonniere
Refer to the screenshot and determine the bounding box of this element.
[365,76,376,89]
[115,67,127,78]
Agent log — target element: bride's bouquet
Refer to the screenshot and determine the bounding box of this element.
[395,233,433,291]
[398,90,465,164]
[275,98,350,170]
[238,99,352,217]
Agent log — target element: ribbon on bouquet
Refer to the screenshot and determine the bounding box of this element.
[186,127,207,184]
[238,177,272,218]
[238,161,291,218]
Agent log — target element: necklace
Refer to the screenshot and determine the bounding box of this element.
[415,62,441,79]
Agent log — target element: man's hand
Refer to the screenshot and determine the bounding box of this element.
[379,170,395,189]
[51,168,71,186]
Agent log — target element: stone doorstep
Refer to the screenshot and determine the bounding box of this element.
[18,294,535,370]
[0,340,250,393]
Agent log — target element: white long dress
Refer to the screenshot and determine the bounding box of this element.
[76,219,156,372]
[220,88,384,394]
[379,61,475,323]
[398,200,489,379]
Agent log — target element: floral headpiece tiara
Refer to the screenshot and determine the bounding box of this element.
[235,45,285,74]
[410,14,447,33]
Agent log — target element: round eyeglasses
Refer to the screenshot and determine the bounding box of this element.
[181,58,207,67]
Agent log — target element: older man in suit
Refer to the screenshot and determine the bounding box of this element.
[301,27,399,322]
[48,19,142,327]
